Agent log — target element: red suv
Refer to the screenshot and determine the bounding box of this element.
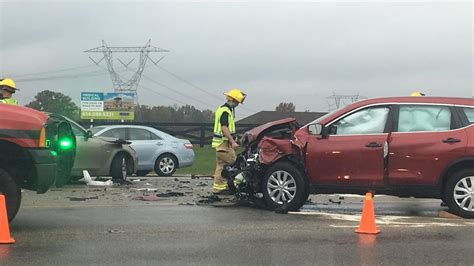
[226,97,474,218]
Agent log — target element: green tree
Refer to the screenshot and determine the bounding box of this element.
[275,102,296,112]
[26,90,80,120]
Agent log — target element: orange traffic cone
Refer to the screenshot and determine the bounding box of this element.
[355,192,380,235]
[0,195,15,244]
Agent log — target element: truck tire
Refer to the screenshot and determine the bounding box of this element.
[111,153,128,180]
[261,161,309,211]
[0,168,21,222]
[444,168,474,218]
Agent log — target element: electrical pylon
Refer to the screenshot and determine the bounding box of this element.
[85,40,169,103]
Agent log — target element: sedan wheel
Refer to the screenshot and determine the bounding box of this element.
[444,169,474,218]
[155,155,177,177]
[111,153,128,180]
[262,161,309,211]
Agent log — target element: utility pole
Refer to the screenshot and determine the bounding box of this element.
[326,92,367,111]
[85,40,169,104]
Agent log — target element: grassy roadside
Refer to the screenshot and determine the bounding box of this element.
[175,146,243,176]
[175,146,216,175]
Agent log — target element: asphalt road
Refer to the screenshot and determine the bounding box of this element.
[2,176,474,265]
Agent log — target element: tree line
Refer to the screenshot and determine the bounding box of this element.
[25,90,297,123]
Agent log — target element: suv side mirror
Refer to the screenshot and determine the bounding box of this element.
[308,124,328,137]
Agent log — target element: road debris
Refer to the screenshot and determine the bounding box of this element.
[107,229,125,234]
[131,188,158,192]
[156,192,185,197]
[82,170,113,186]
[132,195,163,201]
[66,196,99,201]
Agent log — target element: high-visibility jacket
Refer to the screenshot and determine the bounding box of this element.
[0,98,18,105]
[211,105,235,148]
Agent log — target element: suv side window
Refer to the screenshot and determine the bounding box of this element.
[462,107,474,124]
[101,128,126,139]
[329,106,390,135]
[129,128,161,140]
[397,105,451,132]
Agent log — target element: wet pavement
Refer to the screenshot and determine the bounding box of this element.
[3,175,474,265]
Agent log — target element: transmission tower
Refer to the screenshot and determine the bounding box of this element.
[326,92,367,111]
[85,40,169,102]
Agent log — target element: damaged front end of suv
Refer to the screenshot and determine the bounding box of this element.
[221,118,310,210]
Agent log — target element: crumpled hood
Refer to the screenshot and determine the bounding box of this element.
[242,118,299,144]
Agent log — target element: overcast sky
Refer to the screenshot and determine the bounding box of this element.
[0,0,472,119]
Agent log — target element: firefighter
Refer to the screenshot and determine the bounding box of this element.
[0,78,19,105]
[211,89,246,195]
[410,92,425,96]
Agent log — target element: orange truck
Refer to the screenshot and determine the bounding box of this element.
[0,104,75,221]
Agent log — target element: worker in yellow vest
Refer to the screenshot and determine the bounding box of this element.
[0,78,19,105]
[211,89,246,195]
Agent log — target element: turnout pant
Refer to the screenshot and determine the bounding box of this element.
[212,141,236,193]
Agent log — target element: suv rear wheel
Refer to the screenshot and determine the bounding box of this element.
[0,168,21,222]
[444,169,474,218]
[261,161,309,211]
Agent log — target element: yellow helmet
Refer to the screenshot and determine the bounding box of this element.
[0,78,17,93]
[224,89,246,104]
[410,92,425,96]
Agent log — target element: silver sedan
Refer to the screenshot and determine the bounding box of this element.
[91,125,195,176]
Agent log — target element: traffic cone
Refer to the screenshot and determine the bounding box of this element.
[355,192,380,235]
[0,195,15,244]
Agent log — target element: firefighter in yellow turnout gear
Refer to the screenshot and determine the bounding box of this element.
[0,78,19,105]
[211,89,246,195]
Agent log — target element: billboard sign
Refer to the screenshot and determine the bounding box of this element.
[80,92,135,120]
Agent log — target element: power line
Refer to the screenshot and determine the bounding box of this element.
[7,64,97,78]
[141,74,220,111]
[154,64,258,114]
[15,69,111,82]
[124,70,251,116]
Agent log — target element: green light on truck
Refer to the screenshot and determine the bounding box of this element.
[58,138,74,150]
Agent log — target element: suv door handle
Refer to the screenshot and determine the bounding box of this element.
[366,142,383,148]
[442,138,461,144]
[156,142,164,146]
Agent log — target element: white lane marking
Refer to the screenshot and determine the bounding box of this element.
[289,211,473,227]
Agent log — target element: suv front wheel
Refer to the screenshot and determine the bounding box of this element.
[444,169,474,218]
[261,161,309,211]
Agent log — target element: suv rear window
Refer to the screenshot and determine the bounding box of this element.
[397,105,451,132]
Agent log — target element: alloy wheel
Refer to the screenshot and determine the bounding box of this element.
[267,170,296,204]
[159,157,175,175]
[453,175,474,212]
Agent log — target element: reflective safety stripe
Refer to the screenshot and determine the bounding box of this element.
[212,183,228,192]
[211,106,236,148]
[0,98,18,105]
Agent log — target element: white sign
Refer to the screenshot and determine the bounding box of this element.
[81,100,104,112]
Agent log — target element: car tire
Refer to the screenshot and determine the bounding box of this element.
[444,168,474,218]
[136,171,150,177]
[0,168,21,222]
[261,161,309,211]
[111,153,128,180]
[154,154,177,177]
